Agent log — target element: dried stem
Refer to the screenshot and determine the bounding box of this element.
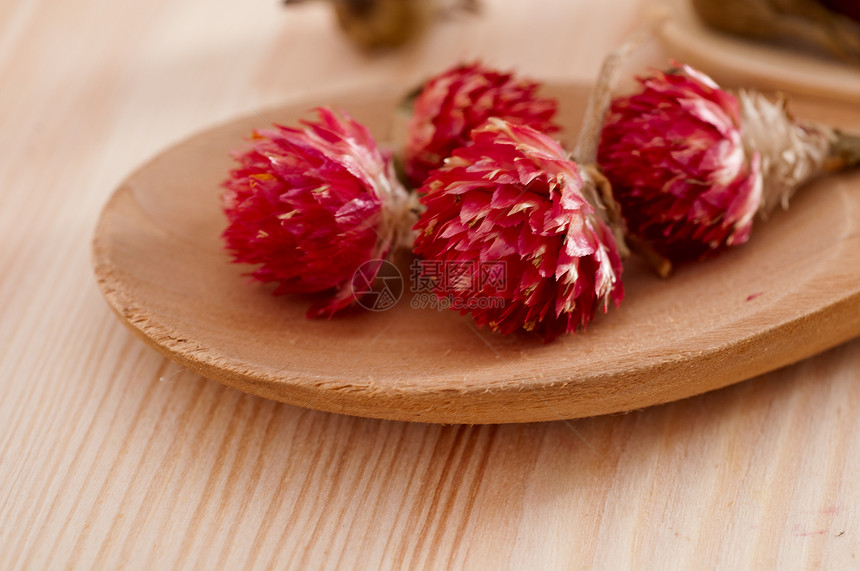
[573,33,647,165]
[625,235,672,278]
[573,33,652,262]
[825,128,860,171]
[739,91,830,214]
[581,165,630,259]
[739,90,860,216]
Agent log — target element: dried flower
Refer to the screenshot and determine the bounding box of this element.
[598,62,860,271]
[413,118,624,340]
[403,62,560,187]
[597,63,762,266]
[221,107,413,317]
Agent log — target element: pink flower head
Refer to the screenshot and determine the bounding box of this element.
[413,118,624,340]
[221,107,409,317]
[597,62,762,264]
[404,62,560,187]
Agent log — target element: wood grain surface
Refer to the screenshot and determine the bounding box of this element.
[3,0,860,568]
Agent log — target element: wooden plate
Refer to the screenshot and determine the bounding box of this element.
[651,0,860,103]
[92,83,860,424]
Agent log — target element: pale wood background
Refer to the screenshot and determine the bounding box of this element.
[2,0,860,568]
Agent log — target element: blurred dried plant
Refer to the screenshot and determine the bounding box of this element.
[284,0,479,49]
[692,0,860,64]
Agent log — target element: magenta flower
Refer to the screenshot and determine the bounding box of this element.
[597,63,762,265]
[413,119,623,340]
[404,62,560,187]
[222,107,411,317]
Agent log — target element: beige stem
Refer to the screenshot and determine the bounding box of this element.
[738,90,830,215]
[572,33,648,165]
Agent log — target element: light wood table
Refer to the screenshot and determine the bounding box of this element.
[2,0,859,568]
